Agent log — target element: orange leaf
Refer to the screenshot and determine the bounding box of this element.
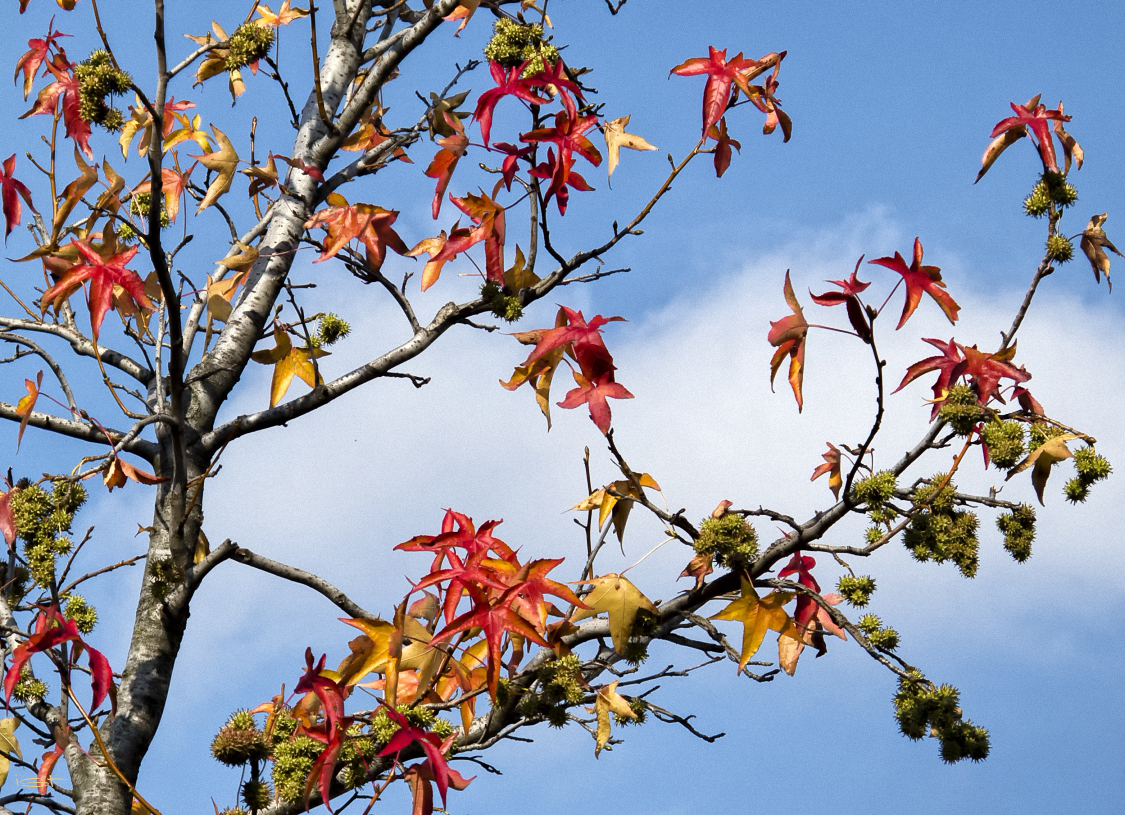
[15,371,42,451]
[104,457,168,492]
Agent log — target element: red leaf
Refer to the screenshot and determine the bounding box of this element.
[38,745,65,795]
[977,95,1069,181]
[14,21,70,100]
[521,110,602,215]
[670,47,783,137]
[472,61,550,147]
[304,200,410,271]
[0,488,16,549]
[868,238,959,330]
[557,370,634,435]
[424,114,470,219]
[707,117,741,178]
[810,442,843,499]
[294,648,348,736]
[0,154,37,240]
[779,552,820,629]
[41,239,149,339]
[20,53,91,158]
[810,259,872,342]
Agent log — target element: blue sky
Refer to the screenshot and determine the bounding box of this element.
[2,1,1124,813]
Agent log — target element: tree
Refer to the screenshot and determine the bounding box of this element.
[0,1,1118,814]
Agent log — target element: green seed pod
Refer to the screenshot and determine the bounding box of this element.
[852,471,897,509]
[316,313,351,346]
[857,614,882,635]
[11,672,48,703]
[1046,234,1074,263]
[63,594,98,634]
[694,514,759,568]
[211,720,269,766]
[869,627,900,650]
[1023,181,1050,217]
[981,420,1026,470]
[996,504,1036,562]
[838,575,876,607]
[1074,446,1112,481]
[226,23,275,71]
[546,704,570,728]
[271,734,322,802]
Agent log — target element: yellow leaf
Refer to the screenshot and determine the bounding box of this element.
[503,245,540,291]
[256,1,310,27]
[604,116,657,178]
[337,618,395,686]
[571,574,657,655]
[0,717,21,790]
[571,474,662,542]
[710,579,803,672]
[250,329,329,407]
[194,127,239,214]
[593,680,636,757]
[1006,433,1082,505]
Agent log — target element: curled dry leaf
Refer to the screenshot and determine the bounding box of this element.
[1005,432,1081,505]
[603,116,657,178]
[593,680,636,757]
[1080,213,1121,291]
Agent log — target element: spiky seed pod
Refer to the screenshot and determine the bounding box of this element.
[316,313,350,345]
[869,627,900,650]
[694,514,758,568]
[63,594,98,634]
[622,639,649,666]
[857,614,882,636]
[981,420,1026,470]
[546,705,570,728]
[1074,446,1112,481]
[938,384,984,435]
[1042,170,1078,207]
[996,504,1035,561]
[1046,234,1074,263]
[74,51,131,131]
[852,471,897,508]
[904,475,980,578]
[270,735,322,803]
[241,780,272,811]
[10,673,48,703]
[1023,181,1050,217]
[211,713,269,766]
[226,23,275,71]
[838,575,876,607]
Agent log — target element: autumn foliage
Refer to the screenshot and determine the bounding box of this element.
[0,3,1117,815]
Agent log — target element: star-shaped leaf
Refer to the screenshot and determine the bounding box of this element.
[603,116,657,178]
[570,573,657,655]
[250,328,329,407]
[710,579,803,672]
[193,126,239,213]
[869,238,959,329]
[593,680,636,757]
